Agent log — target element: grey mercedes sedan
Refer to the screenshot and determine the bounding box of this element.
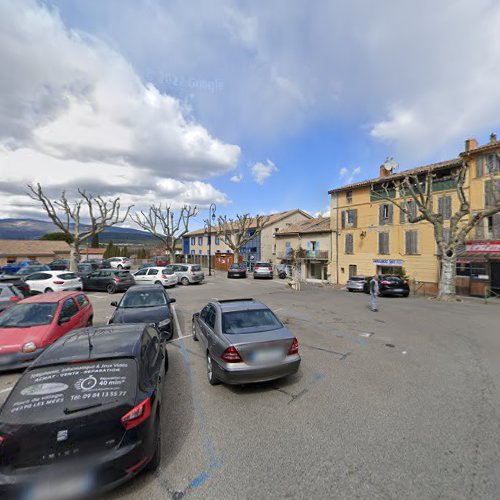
[192,298,300,385]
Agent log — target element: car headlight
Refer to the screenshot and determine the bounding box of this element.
[22,341,37,353]
[158,319,171,328]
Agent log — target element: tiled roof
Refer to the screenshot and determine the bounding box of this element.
[277,217,331,235]
[328,158,462,194]
[0,239,70,257]
[185,209,312,236]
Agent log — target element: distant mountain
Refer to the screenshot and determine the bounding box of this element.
[0,218,155,244]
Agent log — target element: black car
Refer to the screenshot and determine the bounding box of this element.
[0,283,24,312]
[82,269,135,294]
[48,259,69,270]
[0,275,31,297]
[227,263,247,279]
[77,262,99,278]
[0,323,167,498]
[109,285,176,340]
[363,275,410,297]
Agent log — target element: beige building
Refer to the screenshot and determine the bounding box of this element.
[0,240,71,266]
[275,217,331,282]
[184,209,312,269]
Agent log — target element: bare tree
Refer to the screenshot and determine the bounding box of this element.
[130,204,198,263]
[380,158,500,300]
[216,214,267,263]
[27,184,132,272]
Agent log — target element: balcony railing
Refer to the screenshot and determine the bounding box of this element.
[279,250,329,260]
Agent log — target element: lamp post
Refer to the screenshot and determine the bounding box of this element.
[205,203,217,276]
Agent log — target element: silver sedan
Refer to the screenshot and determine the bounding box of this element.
[192,298,301,385]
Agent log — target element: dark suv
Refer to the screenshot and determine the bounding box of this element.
[82,269,136,294]
[363,275,410,297]
[0,323,167,498]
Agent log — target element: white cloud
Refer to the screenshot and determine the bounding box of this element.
[230,173,243,183]
[0,0,239,220]
[251,160,278,185]
[339,166,361,184]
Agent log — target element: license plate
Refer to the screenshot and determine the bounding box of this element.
[30,472,93,500]
[251,348,283,363]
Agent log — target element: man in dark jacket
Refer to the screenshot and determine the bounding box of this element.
[370,275,379,312]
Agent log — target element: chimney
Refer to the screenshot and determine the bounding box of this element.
[490,132,497,143]
[464,138,478,152]
[379,164,390,177]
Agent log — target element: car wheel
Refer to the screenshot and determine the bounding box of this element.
[348,289,353,292]
[403,292,409,297]
[192,320,198,341]
[181,277,190,286]
[146,418,162,472]
[86,317,93,327]
[106,283,116,294]
[44,287,53,293]
[207,353,220,385]
[154,281,163,286]
[117,264,123,269]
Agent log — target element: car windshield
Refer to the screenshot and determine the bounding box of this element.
[256,263,271,268]
[229,264,240,269]
[349,277,365,282]
[162,268,174,274]
[113,271,131,278]
[0,303,58,327]
[120,291,167,308]
[222,309,283,334]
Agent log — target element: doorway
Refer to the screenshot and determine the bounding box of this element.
[348,265,357,278]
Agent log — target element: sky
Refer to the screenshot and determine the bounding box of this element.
[1,0,500,230]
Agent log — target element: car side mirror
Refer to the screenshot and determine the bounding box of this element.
[58,317,70,325]
[110,301,118,307]
[169,298,176,303]
[193,312,199,318]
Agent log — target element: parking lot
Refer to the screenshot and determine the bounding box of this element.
[1,273,500,499]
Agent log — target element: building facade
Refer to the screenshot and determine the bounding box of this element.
[328,135,500,295]
[275,217,331,282]
[0,240,71,266]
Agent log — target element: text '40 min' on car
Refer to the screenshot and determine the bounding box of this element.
[192,298,300,386]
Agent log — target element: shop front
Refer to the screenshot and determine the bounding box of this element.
[373,259,404,275]
[460,240,500,296]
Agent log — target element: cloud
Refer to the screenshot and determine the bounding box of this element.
[339,166,361,184]
[230,173,243,183]
[0,0,240,222]
[251,160,278,185]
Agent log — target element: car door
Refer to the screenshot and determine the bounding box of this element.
[51,298,81,342]
[26,272,52,294]
[97,270,112,291]
[84,270,100,290]
[146,268,160,284]
[201,304,217,352]
[133,268,149,284]
[74,293,92,326]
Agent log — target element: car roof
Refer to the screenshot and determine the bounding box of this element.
[29,324,145,368]
[349,275,366,279]
[19,291,84,304]
[125,284,166,292]
[212,298,268,313]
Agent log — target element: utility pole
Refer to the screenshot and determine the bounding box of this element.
[205,203,217,276]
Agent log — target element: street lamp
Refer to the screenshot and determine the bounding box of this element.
[204,203,217,276]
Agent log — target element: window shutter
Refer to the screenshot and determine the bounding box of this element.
[341,211,346,229]
[438,197,444,217]
[493,214,500,238]
[400,205,406,224]
[476,157,484,177]
[405,231,410,254]
[485,181,494,206]
[352,209,358,228]
[388,204,393,225]
[413,231,418,254]
[378,232,383,254]
[446,196,452,219]
[379,205,384,226]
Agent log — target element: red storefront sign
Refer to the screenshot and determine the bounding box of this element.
[465,240,500,253]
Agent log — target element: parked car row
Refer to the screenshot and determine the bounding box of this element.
[346,274,410,297]
[226,261,275,279]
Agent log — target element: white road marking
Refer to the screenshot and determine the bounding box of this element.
[167,334,192,343]
[171,305,184,338]
[0,387,13,394]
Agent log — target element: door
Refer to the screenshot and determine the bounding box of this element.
[134,268,149,284]
[146,268,160,283]
[198,305,211,349]
[491,262,500,293]
[85,270,101,290]
[51,298,81,342]
[348,265,357,278]
[97,270,112,291]
[27,272,52,293]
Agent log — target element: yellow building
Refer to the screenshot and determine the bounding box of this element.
[328,134,500,295]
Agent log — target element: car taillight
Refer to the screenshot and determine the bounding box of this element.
[288,338,299,355]
[403,280,408,285]
[121,397,152,430]
[114,278,123,282]
[381,281,391,285]
[0,435,6,446]
[221,346,243,363]
[53,281,64,285]
[9,296,20,302]
[255,267,261,271]
[161,275,167,279]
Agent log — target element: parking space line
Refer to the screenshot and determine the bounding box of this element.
[0,387,13,393]
[167,334,191,343]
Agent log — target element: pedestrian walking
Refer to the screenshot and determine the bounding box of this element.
[370,274,379,312]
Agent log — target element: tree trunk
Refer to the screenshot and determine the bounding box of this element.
[69,243,79,273]
[91,232,99,248]
[437,255,457,300]
[168,249,176,265]
[233,250,239,264]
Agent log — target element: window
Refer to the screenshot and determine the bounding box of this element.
[191,237,196,245]
[405,230,419,255]
[222,309,282,334]
[135,269,148,276]
[215,237,220,245]
[486,153,500,173]
[400,201,417,223]
[198,236,203,245]
[205,305,216,329]
[60,298,78,319]
[485,179,500,206]
[456,262,471,277]
[438,196,452,220]
[75,294,89,308]
[191,250,195,255]
[348,265,357,278]
[345,233,354,254]
[378,232,389,255]
[199,250,202,255]
[341,209,357,228]
[379,204,393,225]
[346,190,353,204]
[476,157,484,177]
[147,268,159,275]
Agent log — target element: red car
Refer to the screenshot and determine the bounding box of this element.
[0,292,93,371]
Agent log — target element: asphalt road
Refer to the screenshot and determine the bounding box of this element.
[1,274,499,499]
